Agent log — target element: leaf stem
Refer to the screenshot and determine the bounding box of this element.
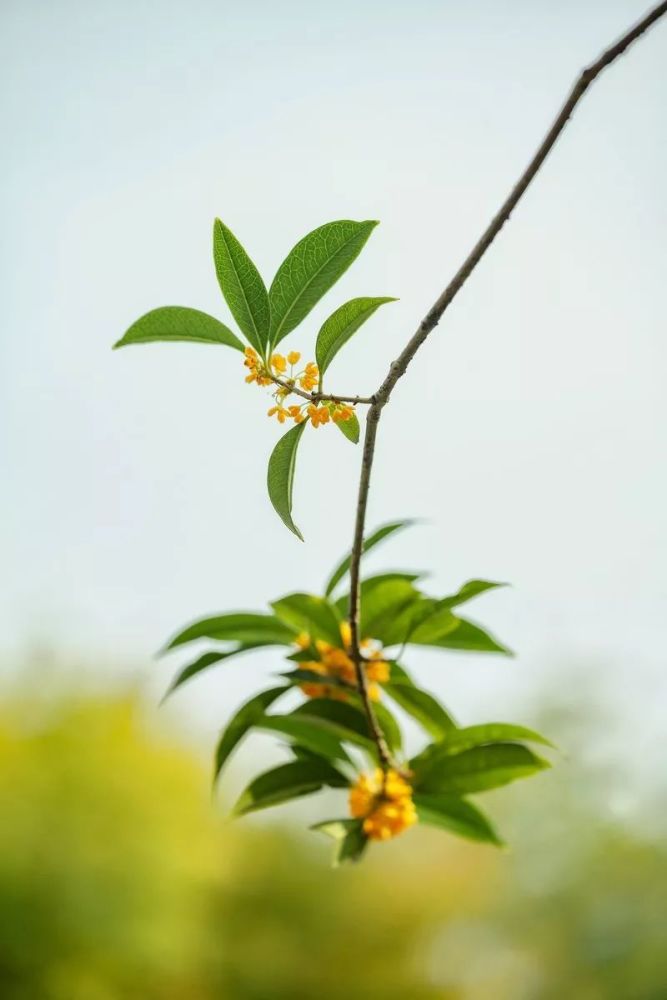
[346,0,667,769]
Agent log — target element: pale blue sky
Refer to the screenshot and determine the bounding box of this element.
[1,1,665,773]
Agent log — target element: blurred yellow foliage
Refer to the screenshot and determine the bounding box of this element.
[0,681,665,999]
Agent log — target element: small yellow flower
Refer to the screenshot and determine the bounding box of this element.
[295,632,311,650]
[299,362,319,392]
[267,405,288,424]
[367,658,390,683]
[332,404,355,424]
[287,350,301,365]
[288,405,305,424]
[349,768,417,841]
[271,353,287,373]
[307,405,330,428]
[298,622,391,703]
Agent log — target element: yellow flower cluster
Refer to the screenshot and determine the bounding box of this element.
[295,622,390,701]
[243,346,272,386]
[349,768,418,841]
[243,348,355,430]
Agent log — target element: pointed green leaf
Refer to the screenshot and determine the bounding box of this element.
[404,605,511,655]
[312,818,368,865]
[335,572,424,619]
[232,759,348,816]
[384,680,456,739]
[414,794,503,845]
[214,687,288,781]
[285,648,322,662]
[292,699,376,756]
[290,744,325,761]
[413,743,550,794]
[360,577,422,642]
[335,411,360,444]
[420,617,513,655]
[324,519,415,597]
[294,695,402,757]
[406,604,459,645]
[316,296,396,375]
[271,592,342,646]
[258,714,353,765]
[165,612,297,650]
[436,579,507,610]
[163,643,273,699]
[376,597,438,649]
[269,220,378,346]
[429,723,555,756]
[212,219,270,352]
[267,421,307,539]
[113,306,245,351]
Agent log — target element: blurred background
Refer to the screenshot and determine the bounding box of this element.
[1,1,666,997]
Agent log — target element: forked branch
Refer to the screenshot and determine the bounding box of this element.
[347,1,667,765]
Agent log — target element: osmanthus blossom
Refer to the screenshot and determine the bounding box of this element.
[159,520,554,864]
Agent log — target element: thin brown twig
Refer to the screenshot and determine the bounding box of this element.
[346,0,667,769]
[269,373,375,406]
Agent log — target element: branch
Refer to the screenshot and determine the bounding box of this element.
[347,0,667,768]
[269,373,375,406]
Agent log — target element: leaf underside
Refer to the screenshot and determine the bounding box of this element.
[267,422,307,539]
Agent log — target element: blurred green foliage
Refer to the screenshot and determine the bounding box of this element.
[0,677,665,999]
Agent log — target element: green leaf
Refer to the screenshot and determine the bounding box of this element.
[375,597,437,649]
[281,669,350,691]
[113,306,245,351]
[165,612,297,651]
[312,818,368,865]
[414,794,503,845]
[271,593,342,646]
[335,411,360,444]
[163,643,273,699]
[334,573,423,619]
[383,661,416,685]
[269,220,378,346]
[285,649,321,662]
[324,519,415,597]
[258,714,353,765]
[420,617,512,655]
[368,700,403,753]
[214,687,288,781]
[294,696,402,757]
[292,700,376,757]
[409,723,554,779]
[403,605,511,655]
[267,421,307,540]
[289,744,325,761]
[315,296,396,376]
[384,679,456,739]
[360,578,422,643]
[413,743,550,794]
[232,759,348,816]
[212,219,270,352]
[436,579,507,610]
[406,604,459,645]
[428,723,555,756]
